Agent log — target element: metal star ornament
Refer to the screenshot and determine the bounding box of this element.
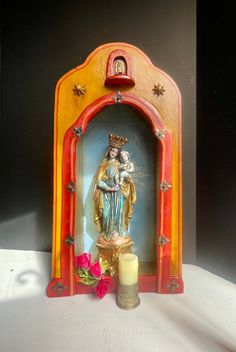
[112,91,124,104]
[155,128,166,140]
[67,181,76,193]
[73,84,86,96]
[160,180,172,192]
[73,126,83,138]
[152,84,165,96]
[64,235,74,247]
[158,234,170,248]
[52,282,66,294]
[166,279,180,293]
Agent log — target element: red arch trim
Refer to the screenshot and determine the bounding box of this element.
[60,92,173,295]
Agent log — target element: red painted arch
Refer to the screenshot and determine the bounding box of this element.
[47,91,183,297]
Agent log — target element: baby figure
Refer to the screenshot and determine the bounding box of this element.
[119,151,134,185]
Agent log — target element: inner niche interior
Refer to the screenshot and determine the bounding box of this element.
[75,104,159,275]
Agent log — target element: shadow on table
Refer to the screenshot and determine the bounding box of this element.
[143,293,236,352]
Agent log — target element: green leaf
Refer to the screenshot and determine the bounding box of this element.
[76,269,89,277]
[80,277,97,286]
[90,280,98,287]
[100,259,108,274]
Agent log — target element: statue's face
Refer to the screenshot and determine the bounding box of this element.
[120,151,129,162]
[109,148,119,159]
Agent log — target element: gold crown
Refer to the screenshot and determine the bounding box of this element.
[109,133,128,149]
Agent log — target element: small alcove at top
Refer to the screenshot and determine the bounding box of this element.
[105,49,135,87]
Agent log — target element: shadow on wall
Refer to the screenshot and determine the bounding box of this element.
[0,249,51,303]
[0,212,51,251]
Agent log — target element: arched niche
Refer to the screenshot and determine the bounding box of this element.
[75,104,158,275]
[47,43,183,297]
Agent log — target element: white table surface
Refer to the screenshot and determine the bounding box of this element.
[0,249,235,352]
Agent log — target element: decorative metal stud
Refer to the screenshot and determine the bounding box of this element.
[112,91,124,104]
[166,279,180,293]
[73,126,83,138]
[160,180,172,192]
[64,235,74,247]
[155,129,166,140]
[152,84,165,96]
[67,181,76,193]
[158,234,170,248]
[52,281,66,294]
[73,84,86,96]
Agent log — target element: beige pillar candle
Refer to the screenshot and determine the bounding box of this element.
[119,253,139,286]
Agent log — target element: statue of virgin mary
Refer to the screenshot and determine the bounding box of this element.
[94,133,136,248]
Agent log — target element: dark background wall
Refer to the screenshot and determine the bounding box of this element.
[197,2,236,283]
[0,2,196,262]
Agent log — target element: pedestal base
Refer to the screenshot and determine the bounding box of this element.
[96,240,133,276]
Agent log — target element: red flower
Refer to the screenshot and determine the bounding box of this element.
[95,277,111,299]
[75,253,91,269]
[90,261,101,278]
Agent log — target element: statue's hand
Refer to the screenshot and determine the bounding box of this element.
[110,185,119,192]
